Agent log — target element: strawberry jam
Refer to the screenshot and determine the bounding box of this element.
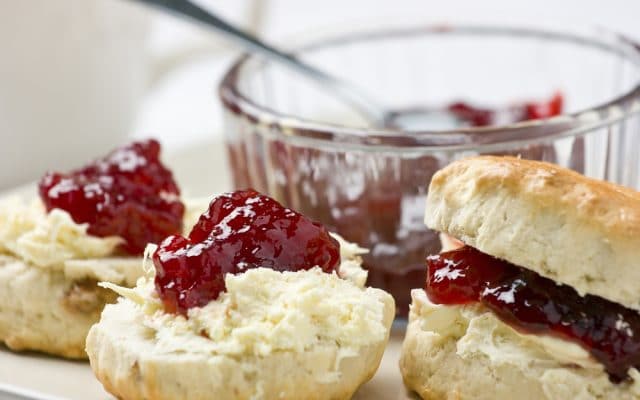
[426,245,640,382]
[38,139,184,255]
[153,189,341,314]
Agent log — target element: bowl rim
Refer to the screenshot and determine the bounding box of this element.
[219,23,640,152]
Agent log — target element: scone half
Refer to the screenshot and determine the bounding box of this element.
[400,290,640,400]
[400,156,640,400]
[87,239,395,400]
[0,140,197,359]
[0,197,206,359]
[0,200,141,358]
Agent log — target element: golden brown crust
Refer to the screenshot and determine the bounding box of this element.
[425,156,640,309]
[429,156,640,238]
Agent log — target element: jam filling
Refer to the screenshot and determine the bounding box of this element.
[426,245,640,383]
[39,139,184,255]
[153,189,341,314]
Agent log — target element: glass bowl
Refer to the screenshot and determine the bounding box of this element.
[219,23,640,316]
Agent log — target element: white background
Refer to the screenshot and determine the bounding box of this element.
[3,0,640,188]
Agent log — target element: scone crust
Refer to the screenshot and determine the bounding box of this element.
[399,292,640,400]
[425,155,640,310]
[0,255,116,358]
[87,294,395,400]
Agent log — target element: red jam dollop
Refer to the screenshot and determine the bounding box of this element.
[153,189,341,314]
[448,92,564,127]
[426,245,640,383]
[38,139,184,255]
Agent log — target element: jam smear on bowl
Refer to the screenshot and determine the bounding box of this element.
[153,189,341,314]
[426,245,640,383]
[39,139,184,255]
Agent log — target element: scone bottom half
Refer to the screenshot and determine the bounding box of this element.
[87,189,395,400]
[0,139,187,359]
[401,156,640,400]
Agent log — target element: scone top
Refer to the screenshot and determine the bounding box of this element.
[425,155,640,311]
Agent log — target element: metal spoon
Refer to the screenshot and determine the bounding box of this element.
[130,0,388,126]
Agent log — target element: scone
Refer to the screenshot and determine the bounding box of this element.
[0,139,200,358]
[87,189,395,400]
[400,156,640,399]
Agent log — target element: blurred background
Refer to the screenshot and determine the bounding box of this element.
[3,0,640,191]
[4,4,640,397]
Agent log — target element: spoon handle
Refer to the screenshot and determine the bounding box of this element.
[131,0,384,124]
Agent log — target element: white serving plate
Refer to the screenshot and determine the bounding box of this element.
[0,139,411,400]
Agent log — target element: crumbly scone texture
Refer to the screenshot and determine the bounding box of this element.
[0,254,122,359]
[425,155,640,310]
[0,197,205,359]
[399,290,640,400]
[86,288,395,400]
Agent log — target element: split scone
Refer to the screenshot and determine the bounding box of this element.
[0,139,202,358]
[87,189,395,400]
[400,156,640,399]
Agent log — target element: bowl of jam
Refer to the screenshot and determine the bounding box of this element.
[219,23,640,317]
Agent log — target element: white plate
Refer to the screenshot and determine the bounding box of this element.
[0,140,410,400]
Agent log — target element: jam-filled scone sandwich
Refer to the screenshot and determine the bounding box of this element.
[0,140,204,358]
[86,189,395,400]
[400,156,640,399]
